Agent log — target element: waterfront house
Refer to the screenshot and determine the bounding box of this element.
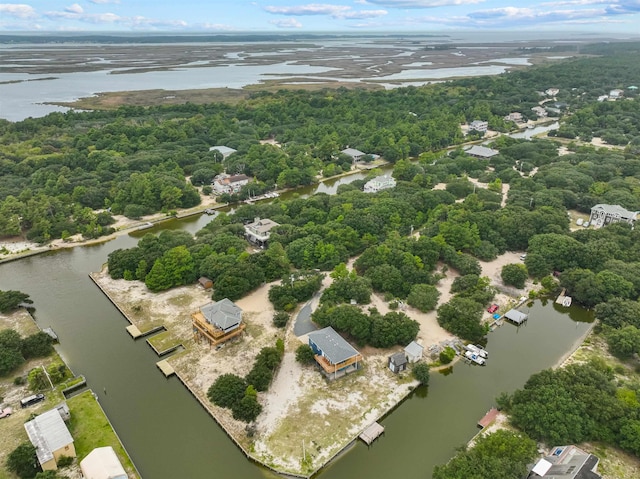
[528,445,601,479]
[212,173,251,194]
[244,217,280,246]
[504,309,528,325]
[208,145,237,159]
[464,145,499,159]
[388,352,408,374]
[531,106,548,118]
[363,175,396,193]
[404,341,423,363]
[504,112,523,123]
[589,204,638,229]
[308,326,363,380]
[80,446,127,479]
[24,408,75,471]
[192,298,245,346]
[341,147,367,162]
[469,120,488,133]
[198,277,213,290]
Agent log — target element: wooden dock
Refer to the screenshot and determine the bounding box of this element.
[477,407,499,429]
[156,360,175,377]
[126,324,165,339]
[359,422,384,445]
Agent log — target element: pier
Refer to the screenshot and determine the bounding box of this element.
[477,408,499,429]
[555,288,572,307]
[360,422,385,445]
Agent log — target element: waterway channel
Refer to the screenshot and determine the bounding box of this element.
[0,210,593,479]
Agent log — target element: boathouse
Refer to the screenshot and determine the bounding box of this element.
[192,298,246,346]
[308,326,363,380]
[504,309,528,325]
[80,446,127,479]
[24,408,76,471]
[388,352,408,374]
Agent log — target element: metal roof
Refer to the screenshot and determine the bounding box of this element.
[80,447,127,479]
[464,145,500,158]
[505,309,529,324]
[245,218,280,234]
[341,147,366,158]
[24,408,73,466]
[208,145,237,157]
[591,204,637,218]
[404,341,423,358]
[201,298,242,331]
[308,326,360,365]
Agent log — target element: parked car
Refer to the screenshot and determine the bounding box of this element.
[20,393,45,408]
[520,254,527,261]
[487,304,499,313]
[0,406,13,418]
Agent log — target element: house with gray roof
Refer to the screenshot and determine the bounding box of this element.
[208,145,237,159]
[192,298,245,346]
[464,145,499,159]
[404,341,423,363]
[528,445,601,479]
[388,352,408,374]
[504,309,528,325]
[589,204,638,229]
[24,407,75,471]
[308,326,363,380]
[244,217,280,246]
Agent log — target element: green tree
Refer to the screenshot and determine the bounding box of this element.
[501,263,529,289]
[439,346,456,364]
[407,284,440,312]
[295,344,316,364]
[412,363,430,385]
[7,442,38,479]
[606,325,640,359]
[272,312,290,328]
[232,385,262,423]
[21,332,54,359]
[0,290,33,313]
[207,374,247,409]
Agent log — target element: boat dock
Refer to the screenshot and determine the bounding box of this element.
[156,360,175,377]
[126,324,165,339]
[555,289,572,307]
[359,422,385,445]
[477,407,499,428]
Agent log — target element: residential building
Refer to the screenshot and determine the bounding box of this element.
[244,217,280,246]
[80,446,127,479]
[192,298,245,346]
[404,341,423,363]
[528,445,601,478]
[341,147,367,162]
[469,120,488,132]
[609,89,624,99]
[464,145,499,159]
[504,112,523,123]
[589,204,638,229]
[308,326,363,380]
[597,95,609,102]
[531,106,548,118]
[388,352,408,373]
[24,408,75,471]
[545,88,560,96]
[212,173,251,194]
[208,145,237,159]
[363,175,396,193]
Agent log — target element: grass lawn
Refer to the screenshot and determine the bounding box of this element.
[67,390,139,478]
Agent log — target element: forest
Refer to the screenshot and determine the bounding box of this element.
[1,45,640,242]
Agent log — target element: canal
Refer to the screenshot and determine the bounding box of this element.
[0,171,593,479]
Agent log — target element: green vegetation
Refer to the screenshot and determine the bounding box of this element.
[501,263,529,289]
[207,343,283,423]
[6,443,38,479]
[412,363,430,385]
[0,290,33,314]
[432,430,538,479]
[0,328,54,377]
[295,344,316,365]
[66,390,138,476]
[439,346,456,365]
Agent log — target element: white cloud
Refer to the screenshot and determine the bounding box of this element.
[0,4,36,18]
[64,3,83,14]
[89,0,120,4]
[361,0,483,7]
[44,9,187,28]
[264,3,387,19]
[270,18,303,28]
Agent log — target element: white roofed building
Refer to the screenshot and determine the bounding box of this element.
[208,145,237,159]
[364,175,396,193]
[24,408,75,471]
[80,447,127,479]
[589,204,638,229]
[469,120,488,133]
[244,217,280,246]
[464,145,499,159]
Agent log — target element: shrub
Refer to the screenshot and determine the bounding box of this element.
[501,263,529,289]
[57,455,73,467]
[7,442,37,479]
[412,363,430,385]
[295,344,316,364]
[207,374,247,409]
[439,346,456,364]
[272,312,290,328]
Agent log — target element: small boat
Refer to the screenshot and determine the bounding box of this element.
[465,351,486,365]
[465,344,488,358]
[137,222,154,231]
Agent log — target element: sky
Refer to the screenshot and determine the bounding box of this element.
[1,0,640,34]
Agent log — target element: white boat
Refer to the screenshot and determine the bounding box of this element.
[465,344,488,358]
[465,351,486,365]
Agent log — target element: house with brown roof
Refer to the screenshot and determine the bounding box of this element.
[212,173,251,194]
